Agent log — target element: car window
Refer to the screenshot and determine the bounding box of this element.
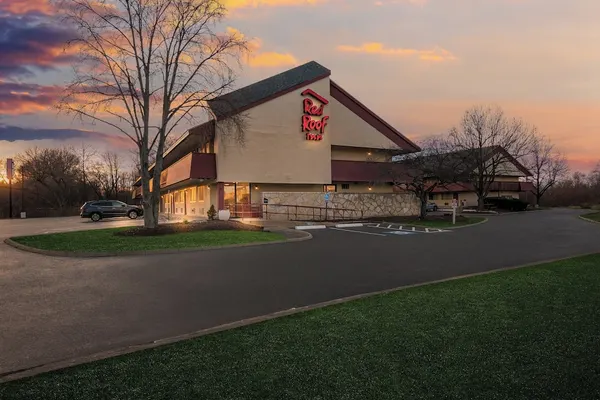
[95,201,112,207]
[112,201,126,207]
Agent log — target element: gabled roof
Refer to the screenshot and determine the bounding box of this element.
[329,81,420,152]
[208,61,331,119]
[451,146,532,176]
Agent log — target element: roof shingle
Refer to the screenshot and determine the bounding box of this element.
[208,61,331,119]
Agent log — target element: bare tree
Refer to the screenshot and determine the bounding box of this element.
[389,137,464,219]
[58,0,248,228]
[17,147,81,211]
[526,135,569,206]
[76,143,97,202]
[448,105,536,210]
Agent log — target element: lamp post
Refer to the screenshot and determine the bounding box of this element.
[6,159,14,219]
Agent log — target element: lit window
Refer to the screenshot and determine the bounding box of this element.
[323,184,337,192]
[190,187,197,202]
[198,186,205,201]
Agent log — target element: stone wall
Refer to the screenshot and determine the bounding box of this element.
[262,191,419,221]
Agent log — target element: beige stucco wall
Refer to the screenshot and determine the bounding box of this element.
[331,146,391,162]
[262,191,419,220]
[329,97,400,149]
[215,78,332,184]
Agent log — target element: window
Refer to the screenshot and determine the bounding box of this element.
[95,201,111,207]
[323,184,337,192]
[111,201,126,207]
[198,186,205,201]
[428,193,434,200]
[190,187,197,202]
[342,183,350,190]
[441,193,453,200]
[174,191,182,203]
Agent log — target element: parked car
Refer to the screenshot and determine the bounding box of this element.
[80,200,144,222]
[426,202,438,212]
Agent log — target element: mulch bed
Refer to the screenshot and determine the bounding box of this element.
[115,220,263,237]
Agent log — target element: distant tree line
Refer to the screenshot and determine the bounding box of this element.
[543,167,600,208]
[0,146,137,218]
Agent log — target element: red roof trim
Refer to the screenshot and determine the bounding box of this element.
[329,80,420,152]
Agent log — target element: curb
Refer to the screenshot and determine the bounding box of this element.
[294,225,327,230]
[579,215,600,225]
[334,223,363,228]
[3,230,312,258]
[2,250,598,383]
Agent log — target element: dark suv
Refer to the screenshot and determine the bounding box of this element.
[80,200,144,222]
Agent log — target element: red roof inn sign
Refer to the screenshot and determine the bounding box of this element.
[301,89,329,141]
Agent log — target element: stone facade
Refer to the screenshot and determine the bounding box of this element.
[262,192,419,221]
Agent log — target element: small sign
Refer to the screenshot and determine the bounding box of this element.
[324,192,331,202]
[263,198,268,204]
[452,199,458,209]
[6,158,13,180]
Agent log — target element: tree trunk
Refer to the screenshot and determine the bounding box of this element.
[143,197,159,228]
[477,196,485,211]
[419,197,427,219]
[536,192,542,207]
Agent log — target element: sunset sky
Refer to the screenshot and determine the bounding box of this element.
[0,0,598,172]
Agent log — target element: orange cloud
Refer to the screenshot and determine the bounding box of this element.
[0,0,53,14]
[227,27,298,68]
[337,42,457,62]
[223,0,324,10]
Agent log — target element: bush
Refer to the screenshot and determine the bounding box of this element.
[591,205,600,211]
[580,203,592,209]
[484,197,529,211]
[207,205,217,220]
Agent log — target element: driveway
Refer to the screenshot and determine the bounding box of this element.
[1,208,599,376]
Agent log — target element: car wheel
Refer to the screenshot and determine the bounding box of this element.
[90,212,101,222]
[128,210,138,219]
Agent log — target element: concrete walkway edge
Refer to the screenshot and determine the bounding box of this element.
[3,230,312,258]
[579,215,600,225]
[2,250,598,383]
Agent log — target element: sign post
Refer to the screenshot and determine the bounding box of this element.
[6,158,13,219]
[451,198,457,225]
[324,192,331,221]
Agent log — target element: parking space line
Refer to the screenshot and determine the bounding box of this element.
[330,227,387,236]
[387,224,392,228]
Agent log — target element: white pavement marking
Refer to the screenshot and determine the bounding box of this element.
[412,227,415,232]
[425,228,430,232]
[387,224,392,228]
[330,227,386,236]
[375,223,381,227]
[385,231,416,235]
[335,223,364,228]
[399,226,403,230]
[295,225,327,230]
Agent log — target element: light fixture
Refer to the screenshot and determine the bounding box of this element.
[368,186,373,191]
[254,186,259,190]
[367,152,372,156]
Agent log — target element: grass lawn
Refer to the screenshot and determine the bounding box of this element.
[3,255,600,399]
[10,229,285,253]
[582,212,600,222]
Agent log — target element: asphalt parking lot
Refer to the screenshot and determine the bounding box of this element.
[328,222,449,237]
[1,208,600,377]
